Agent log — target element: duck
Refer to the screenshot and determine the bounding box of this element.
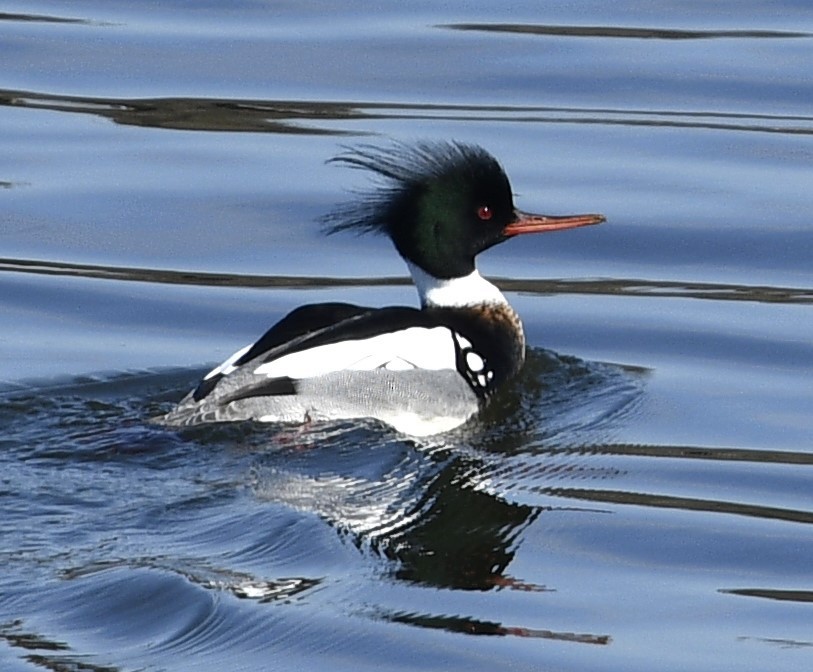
[157,140,604,436]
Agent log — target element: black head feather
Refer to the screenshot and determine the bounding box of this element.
[321,140,517,279]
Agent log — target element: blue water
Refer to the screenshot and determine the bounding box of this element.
[2,2,812,670]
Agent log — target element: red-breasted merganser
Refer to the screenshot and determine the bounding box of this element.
[159,141,604,435]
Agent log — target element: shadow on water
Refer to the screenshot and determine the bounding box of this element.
[3,88,813,136]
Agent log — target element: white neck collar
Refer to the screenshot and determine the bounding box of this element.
[406,261,508,308]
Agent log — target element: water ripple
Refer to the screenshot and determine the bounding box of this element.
[3,88,812,136]
[2,257,811,305]
[1,355,810,668]
[440,23,813,40]
[540,487,813,525]
[720,588,813,603]
[372,608,611,644]
[0,12,95,26]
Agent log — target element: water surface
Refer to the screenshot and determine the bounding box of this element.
[2,2,812,671]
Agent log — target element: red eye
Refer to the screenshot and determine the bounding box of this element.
[477,205,493,220]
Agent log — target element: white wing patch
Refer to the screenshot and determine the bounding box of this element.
[454,334,472,350]
[465,351,485,372]
[453,332,494,393]
[203,344,252,380]
[253,326,457,380]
